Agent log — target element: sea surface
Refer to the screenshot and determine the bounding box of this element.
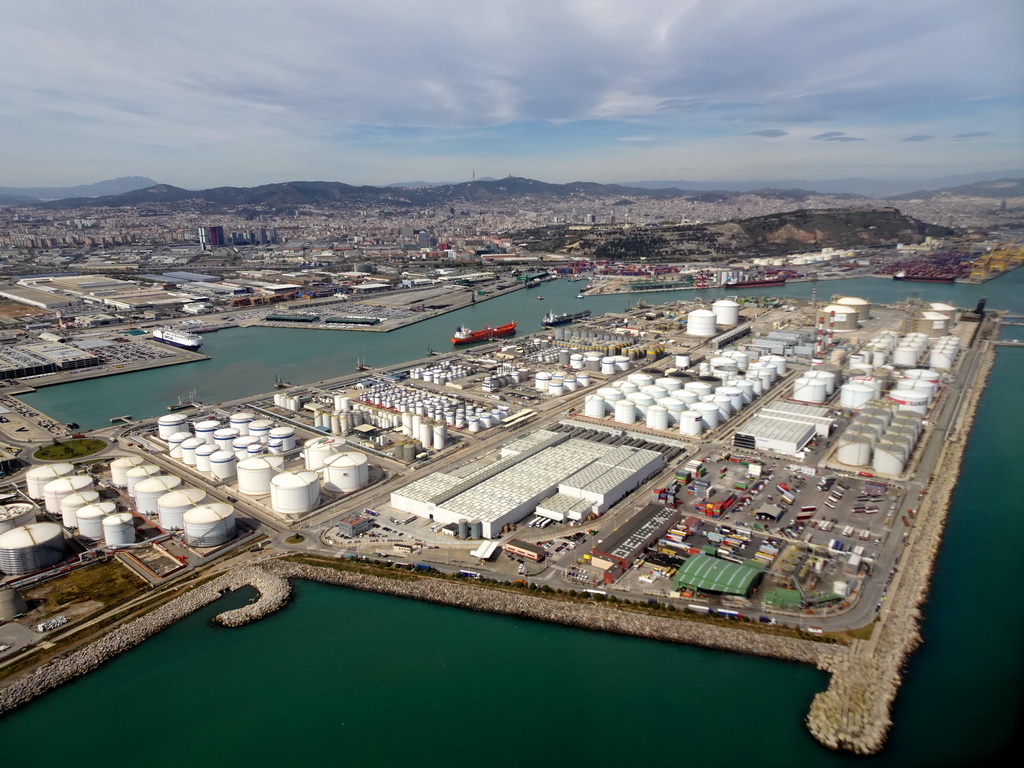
[4,271,1023,766]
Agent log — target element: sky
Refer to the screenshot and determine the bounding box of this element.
[1,0,1022,189]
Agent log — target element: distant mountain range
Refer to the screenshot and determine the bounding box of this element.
[10,173,1023,212]
[0,176,158,204]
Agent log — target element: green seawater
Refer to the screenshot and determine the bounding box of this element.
[4,270,1023,765]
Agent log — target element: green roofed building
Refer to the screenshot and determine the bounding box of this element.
[672,554,761,596]
[762,588,803,609]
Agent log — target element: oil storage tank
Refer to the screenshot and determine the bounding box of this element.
[0,523,65,575]
[25,463,74,500]
[711,299,741,326]
[686,309,718,337]
[320,452,370,492]
[209,451,237,480]
[229,412,255,436]
[76,502,118,540]
[157,488,207,530]
[0,504,36,535]
[270,472,321,517]
[43,475,95,516]
[157,413,189,440]
[183,504,236,547]
[59,490,100,528]
[133,475,183,516]
[109,456,146,486]
[236,456,285,496]
[302,436,347,471]
[102,513,136,547]
[125,465,161,497]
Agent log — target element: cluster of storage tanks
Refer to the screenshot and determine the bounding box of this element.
[583,360,776,436]
[856,331,961,371]
[356,379,510,439]
[547,327,665,360]
[836,403,924,475]
[685,299,741,336]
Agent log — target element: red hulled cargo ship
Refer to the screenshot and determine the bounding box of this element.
[724,276,787,289]
[451,322,517,345]
[892,271,956,284]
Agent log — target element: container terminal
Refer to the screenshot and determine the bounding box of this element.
[0,288,1001,752]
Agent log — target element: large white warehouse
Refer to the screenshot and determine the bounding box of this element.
[390,431,665,538]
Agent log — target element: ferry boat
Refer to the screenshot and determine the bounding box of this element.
[451,322,517,345]
[541,309,593,327]
[723,276,788,289]
[152,327,204,351]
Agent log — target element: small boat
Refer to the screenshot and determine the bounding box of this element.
[537,295,544,300]
[355,359,373,371]
[576,293,586,299]
[274,374,292,389]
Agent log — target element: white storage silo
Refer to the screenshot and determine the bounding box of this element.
[183,504,236,547]
[655,377,682,392]
[432,424,447,451]
[792,377,827,404]
[109,456,145,487]
[157,414,189,440]
[646,405,669,431]
[839,383,875,409]
[193,420,220,445]
[837,439,872,467]
[616,381,639,395]
[301,437,347,470]
[600,357,617,375]
[194,444,218,473]
[134,475,183,516]
[236,456,285,496]
[25,463,75,500]
[658,398,685,423]
[597,387,623,403]
[686,309,718,336]
[270,472,321,517]
[248,419,273,441]
[157,488,206,531]
[210,450,236,481]
[124,464,160,498]
[677,390,700,406]
[213,428,241,451]
[684,381,713,397]
[822,305,859,331]
[0,523,65,575]
[179,437,203,466]
[889,388,929,415]
[102,513,135,547]
[678,410,704,437]
[232,435,262,460]
[43,475,94,516]
[711,299,741,326]
[76,502,118,540]
[534,371,551,393]
[917,311,951,337]
[692,402,720,429]
[761,355,788,375]
[59,490,100,528]
[627,392,654,416]
[321,452,370,492]
[166,432,190,460]
[229,412,255,436]
[735,379,755,405]
[584,395,606,418]
[929,345,957,370]
[872,443,906,476]
[268,427,296,451]
[627,373,655,387]
[711,395,733,421]
[613,400,636,425]
[547,378,564,397]
[892,346,919,368]
[717,386,744,412]
[0,504,36,535]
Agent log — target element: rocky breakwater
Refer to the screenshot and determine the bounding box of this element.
[806,341,997,754]
[0,566,290,716]
[268,560,842,668]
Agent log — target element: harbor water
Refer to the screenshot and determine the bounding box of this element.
[4,271,1023,765]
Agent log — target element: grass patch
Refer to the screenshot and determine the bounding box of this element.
[842,620,878,641]
[38,559,146,608]
[285,534,305,544]
[33,439,106,461]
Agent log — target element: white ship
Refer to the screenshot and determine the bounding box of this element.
[152,327,204,351]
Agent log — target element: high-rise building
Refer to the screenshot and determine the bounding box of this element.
[198,226,225,250]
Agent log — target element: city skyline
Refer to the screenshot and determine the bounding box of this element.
[2,0,1021,189]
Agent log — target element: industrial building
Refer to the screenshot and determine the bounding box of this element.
[0,342,100,379]
[733,400,834,456]
[504,538,545,562]
[390,431,664,538]
[672,553,762,596]
[337,511,374,538]
[590,505,681,580]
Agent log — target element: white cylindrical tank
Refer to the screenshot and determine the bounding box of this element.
[684,381,713,397]
[183,503,236,547]
[839,383,875,409]
[321,452,370,492]
[124,464,160,497]
[236,456,285,496]
[584,395,606,418]
[597,387,624,403]
[534,371,551,393]
[692,402,720,429]
[0,504,36,535]
[600,357,617,375]
[193,419,220,445]
[209,450,237,480]
[59,490,100,529]
[711,299,741,326]
[889,388,929,415]
[613,400,636,425]
[43,475,94,515]
[0,523,65,574]
[157,488,206,531]
[302,436,347,471]
[837,439,872,467]
[717,386,744,412]
[248,419,273,440]
[133,475,183,516]
[678,410,704,437]
[270,472,321,517]
[232,435,262,460]
[892,346,919,368]
[109,456,145,487]
[179,437,203,466]
[626,373,655,387]
[646,405,669,431]
[213,428,241,451]
[822,305,859,331]
[229,412,255,436]
[165,431,190,459]
[836,296,871,322]
[711,395,733,420]
[75,502,118,540]
[25,463,75,500]
[268,427,296,451]
[792,377,827,404]
[872,444,906,476]
[761,355,788,375]
[194,444,217,473]
[687,309,718,336]
[102,513,135,547]
[157,413,189,440]
[675,354,691,369]
[432,424,447,450]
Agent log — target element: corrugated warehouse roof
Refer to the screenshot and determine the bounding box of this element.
[735,415,816,445]
[672,554,761,596]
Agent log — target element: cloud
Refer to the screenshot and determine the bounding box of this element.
[617,136,655,142]
[902,134,935,142]
[824,136,865,142]
[0,1,1019,186]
